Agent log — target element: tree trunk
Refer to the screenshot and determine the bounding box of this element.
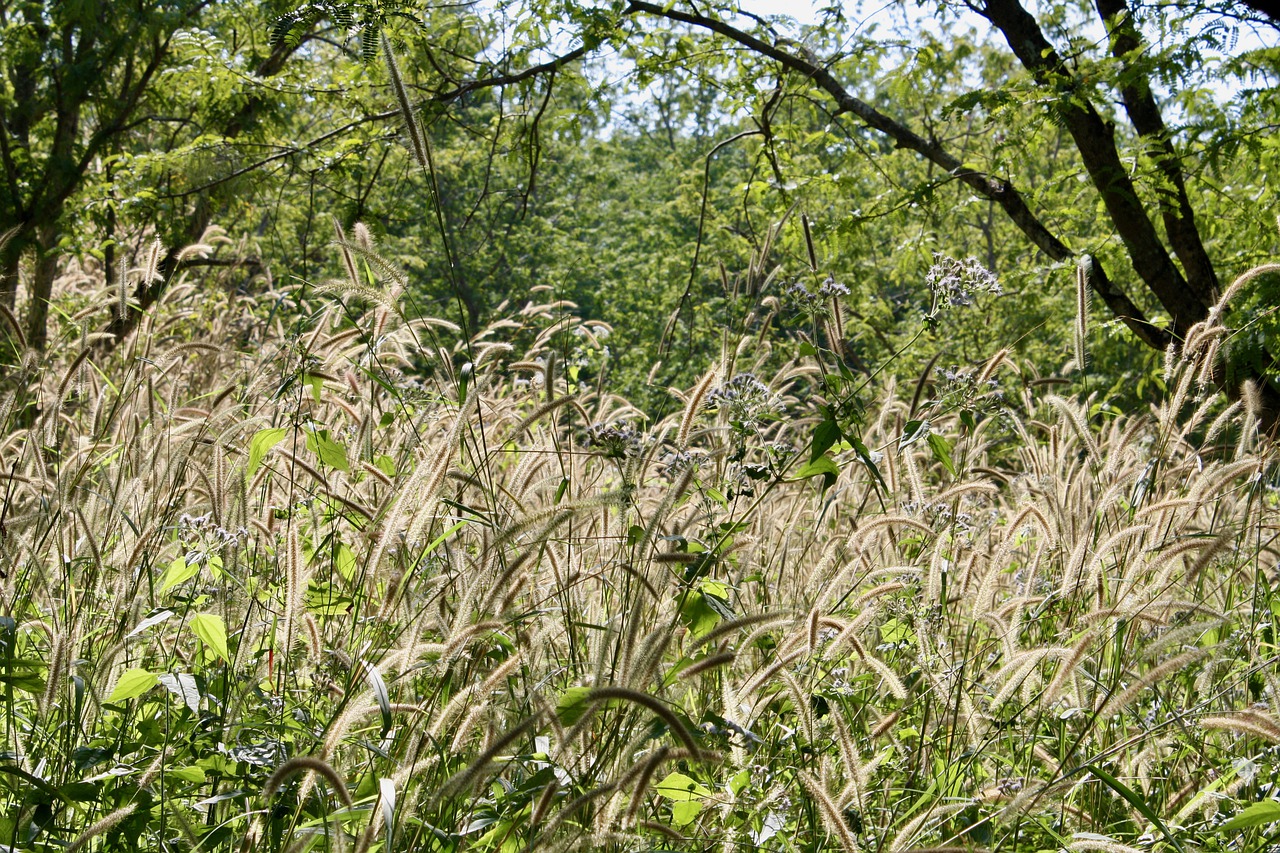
[0,229,25,312]
[25,226,59,352]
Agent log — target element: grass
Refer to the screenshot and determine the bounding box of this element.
[0,240,1278,853]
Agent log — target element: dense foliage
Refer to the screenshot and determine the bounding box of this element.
[2,0,1280,851]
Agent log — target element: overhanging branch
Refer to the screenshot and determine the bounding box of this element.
[623,0,1170,349]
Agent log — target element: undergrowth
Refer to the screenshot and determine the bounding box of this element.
[0,233,1279,853]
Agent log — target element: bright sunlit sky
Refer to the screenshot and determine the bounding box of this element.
[735,0,1276,58]
[736,0,990,36]
[715,0,1274,98]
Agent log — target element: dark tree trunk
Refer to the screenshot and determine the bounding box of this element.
[25,227,59,352]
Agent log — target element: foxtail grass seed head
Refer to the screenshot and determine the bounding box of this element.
[6,225,1279,852]
[1074,254,1091,371]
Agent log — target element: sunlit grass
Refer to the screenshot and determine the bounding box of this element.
[0,241,1277,853]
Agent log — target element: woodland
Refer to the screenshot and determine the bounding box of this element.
[1,0,1280,851]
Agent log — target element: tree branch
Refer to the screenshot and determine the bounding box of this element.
[979,0,1204,334]
[623,0,1171,349]
[1095,0,1219,306]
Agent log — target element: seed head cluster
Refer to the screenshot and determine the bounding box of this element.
[926,253,1002,307]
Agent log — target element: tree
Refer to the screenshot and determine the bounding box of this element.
[0,0,315,353]
[592,0,1278,416]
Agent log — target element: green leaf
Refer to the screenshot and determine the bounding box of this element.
[852,438,889,492]
[901,419,927,447]
[168,766,206,783]
[926,432,957,477]
[108,668,158,703]
[655,772,710,802]
[1086,765,1186,853]
[303,373,325,403]
[794,456,839,481]
[190,613,230,663]
[671,799,702,826]
[556,686,595,726]
[1220,800,1280,831]
[679,591,720,638]
[810,412,842,462]
[247,428,287,480]
[305,428,350,471]
[336,545,356,582]
[879,618,916,646]
[158,556,198,593]
[374,455,396,477]
[419,520,468,561]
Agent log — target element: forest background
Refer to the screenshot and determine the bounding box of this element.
[2,0,1276,407]
[4,1,1280,852]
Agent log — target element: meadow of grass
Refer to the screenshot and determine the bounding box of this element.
[0,231,1278,853]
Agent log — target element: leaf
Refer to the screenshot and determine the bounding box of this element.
[303,373,324,403]
[168,766,206,783]
[556,686,595,726]
[927,432,957,477]
[157,672,202,714]
[335,545,356,582]
[852,438,889,492]
[679,592,720,638]
[108,668,158,703]
[126,609,174,638]
[671,799,702,826]
[374,455,396,477]
[1086,765,1186,853]
[158,557,198,593]
[655,772,710,802]
[362,660,392,735]
[305,428,350,471]
[810,412,842,462]
[247,428,287,480]
[1220,800,1280,831]
[418,520,468,562]
[189,614,229,663]
[378,778,397,847]
[879,618,917,646]
[900,419,928,447]
[794,455,839,495]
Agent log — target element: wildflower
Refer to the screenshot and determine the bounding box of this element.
[663,448,705,474]
[585,421,643,459]
[925,253,1002,308]
[817,276,850,298]
[707,373,781,430]
[783,280,820,313]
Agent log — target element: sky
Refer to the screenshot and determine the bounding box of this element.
[736,0,989,34]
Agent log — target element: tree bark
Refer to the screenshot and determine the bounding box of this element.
[979,0,1207,334]
[1094,0,1219,307]
[25,226,58,352]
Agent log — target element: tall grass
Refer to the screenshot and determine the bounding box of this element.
[0,241,1277,853]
